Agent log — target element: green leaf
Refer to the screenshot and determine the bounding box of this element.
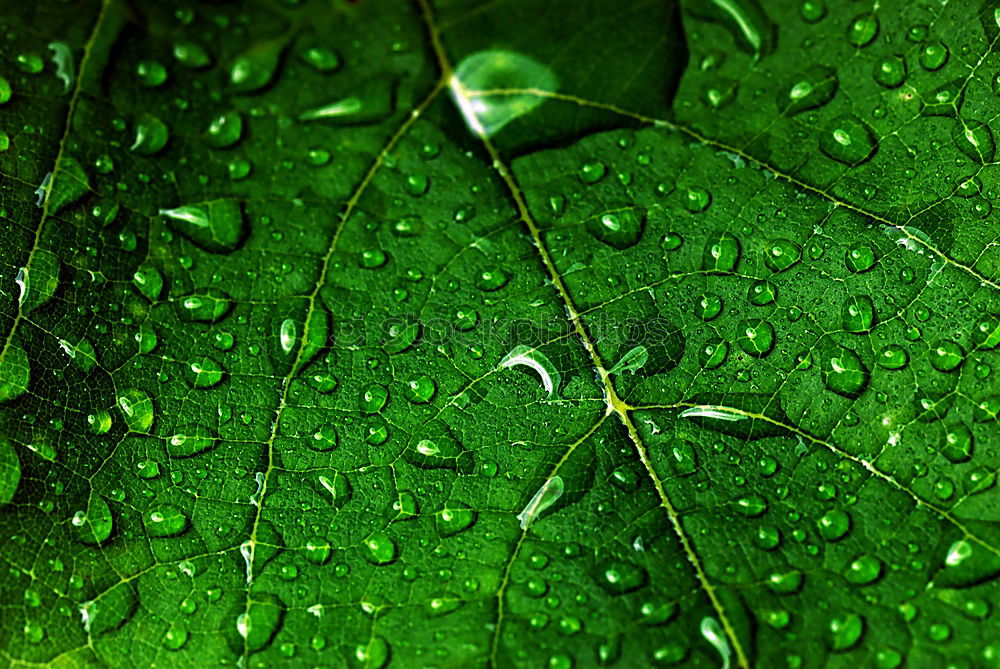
[1,0,999,667]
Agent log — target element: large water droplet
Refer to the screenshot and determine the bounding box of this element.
[449,50,557,138]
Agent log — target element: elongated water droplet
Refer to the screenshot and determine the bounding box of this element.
[500,345,560,396]
[518,476,564,530]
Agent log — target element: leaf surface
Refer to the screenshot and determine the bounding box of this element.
[1,0,999,667]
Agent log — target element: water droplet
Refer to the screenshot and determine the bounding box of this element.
[842,295,876,332]
[847,14,879,47]
[363,531,397,564]
[500,345,561,396]
[844,554,882,585]
[820,115,877,165]
[780,66,837,113]
[953,120,995,164]
[829,612,864,650]
[167,423,218,458]
[303,538,332,565]
[873,56,906,88]
[703,231,741,271]
[144,504,190,537]
[876,344,908,369]
[360,384,389,413]
[588,208,645,249]
[352,636,390,669]
[176,289,234,323]
[736,319,776,357]
[204,111,243,148]
[941,423,973,463]
[229,38,286,93]
[929,339,964,372]
[136,59,167,87]
[476,266,509,291]
[130,114,169,155]
[437,502,476,536]
[185,356,226,389]
[748,279,777,306]
[160,201,246,253]
[767,569,804,594]
[594,559,647,595]
[696,293,724,320]
[518,476,564,529]
[402,374,436,403]
[132,263,164,302]
[117,388,154,432]
[237,593,284,652]
[845,244,876,272]
[72,495,113,545]
[699,338,729,369]
[918,40,949,70]
[300,47,340,73]
[820,345,869,398]
[173,40,211,68]
[817,509,851,541]
[449,50,557,137]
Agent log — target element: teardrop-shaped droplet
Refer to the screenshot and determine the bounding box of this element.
[160,201,246,253]
[449,50,557,138]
